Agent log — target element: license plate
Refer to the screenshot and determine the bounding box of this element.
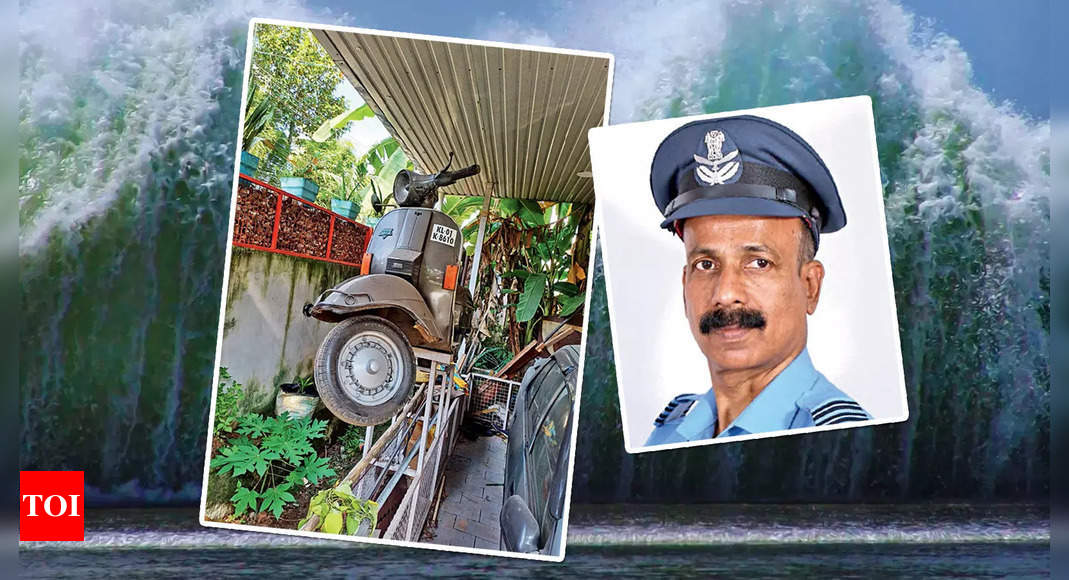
[430,223,458,246]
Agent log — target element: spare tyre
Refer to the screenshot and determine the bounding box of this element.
[314,315,416,426]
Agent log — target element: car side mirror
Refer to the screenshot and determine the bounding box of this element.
[500,495,540,553]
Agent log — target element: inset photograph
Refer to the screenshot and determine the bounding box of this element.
[588,96,908,453]
[200,18,611,561]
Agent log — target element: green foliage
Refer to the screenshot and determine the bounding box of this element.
[247,23,358,201]
[250,23,346,144]
[243,77,276,152]
[294,374,315,395]
[313,104,374,142]
[361,145,412,219]
[231,485,261,516]
[557,294,586,316]
[210,412,336,522]
[288,456,335,486]
[338,425,365,457]
[516,272,548,322]
[300,482,379,536]
[455,198,594,354]
[211,439,275,477]
[234,413,268,438]
[213,367,245,435]
[260,485,297,518]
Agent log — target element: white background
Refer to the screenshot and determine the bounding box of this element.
[588,96,909,451]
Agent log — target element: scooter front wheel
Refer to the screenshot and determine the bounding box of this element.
[315,315,416,426]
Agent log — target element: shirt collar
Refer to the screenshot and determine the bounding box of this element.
[682,348,819,439]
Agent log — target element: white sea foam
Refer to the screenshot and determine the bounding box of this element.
[17,0,324,253]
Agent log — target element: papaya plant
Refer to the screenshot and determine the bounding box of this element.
[211,413,336,520]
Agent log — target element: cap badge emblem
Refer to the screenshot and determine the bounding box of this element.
[694,129,740,186]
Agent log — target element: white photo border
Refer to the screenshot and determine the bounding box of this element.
[198,16,615,563]
[589,96,910,455]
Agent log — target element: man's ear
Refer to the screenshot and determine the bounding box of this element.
[802,259,825,315]
[681,264,688,314]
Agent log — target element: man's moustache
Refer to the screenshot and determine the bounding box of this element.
[699,308,767,334]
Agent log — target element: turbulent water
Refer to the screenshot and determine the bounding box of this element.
[18,506,1051,577]
[19,0,1048,504]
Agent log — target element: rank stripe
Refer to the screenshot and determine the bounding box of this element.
[811,401,863,421]
[817,413,870,425]
[654,394,698,426]
[814,409,870,424]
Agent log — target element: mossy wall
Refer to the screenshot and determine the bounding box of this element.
[220,248,357,413]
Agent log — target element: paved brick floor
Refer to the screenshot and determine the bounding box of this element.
[425,434,506,550]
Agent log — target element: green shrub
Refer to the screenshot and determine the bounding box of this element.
[211,413,337,519]
[214,367,245,435]
[338,425,365,457]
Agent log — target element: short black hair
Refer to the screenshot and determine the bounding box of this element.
[797,219,816,269]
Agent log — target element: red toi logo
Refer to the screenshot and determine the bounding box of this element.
[20,471,85,541]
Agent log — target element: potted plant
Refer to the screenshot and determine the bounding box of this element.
[275,374,320,419]
[280,175,320,202]
[330,170,366,219]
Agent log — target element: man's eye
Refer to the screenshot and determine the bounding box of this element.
[695,259,715,271]
[749,258,771,269]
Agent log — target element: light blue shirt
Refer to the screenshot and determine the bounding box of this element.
[646,348,870,445]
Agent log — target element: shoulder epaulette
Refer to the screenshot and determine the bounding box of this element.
[654,394,698,426]
[810,399,869,426]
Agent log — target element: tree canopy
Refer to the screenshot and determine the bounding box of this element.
[250,24,347,145]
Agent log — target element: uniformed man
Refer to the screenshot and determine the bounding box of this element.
[646,115,871,446]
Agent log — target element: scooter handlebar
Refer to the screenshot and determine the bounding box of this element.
[435,164,480,186]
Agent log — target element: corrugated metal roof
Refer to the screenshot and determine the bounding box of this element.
[311,27,611,203]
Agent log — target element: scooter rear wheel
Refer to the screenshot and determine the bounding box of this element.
[315,315,416,426]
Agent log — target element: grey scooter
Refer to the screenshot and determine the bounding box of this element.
[303,155,479,425]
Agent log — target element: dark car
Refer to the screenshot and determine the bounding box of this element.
[499,344,579,555]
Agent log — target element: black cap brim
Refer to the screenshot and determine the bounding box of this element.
[659,196,810,230]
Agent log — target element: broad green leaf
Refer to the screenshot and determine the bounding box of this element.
[235,414,267,437]
[516,273,547,322]
[261,433,289,455]
[291,417,329,441]
[312,104,375,142]
[558,294,586,316]
[497,199,520,217]
[280,439,315,465]
[345,514,359,535]
[336,482,354,496]
[517,200,546,227]
[293,456,336,485]
[261,485,296,518]
[322,510,344,534]
[553,282,581,296]
[211,442,271,478]
[442,195,486,224]
[231,486,260,516]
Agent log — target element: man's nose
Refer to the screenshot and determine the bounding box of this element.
[712,266,746,307]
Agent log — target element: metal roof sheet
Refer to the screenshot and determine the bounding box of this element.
[311,27,611,203]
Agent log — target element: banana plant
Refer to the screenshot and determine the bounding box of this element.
[359,146,412,218]
[312,103,376,142]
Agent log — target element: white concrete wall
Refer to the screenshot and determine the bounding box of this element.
[220,248,358,412]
